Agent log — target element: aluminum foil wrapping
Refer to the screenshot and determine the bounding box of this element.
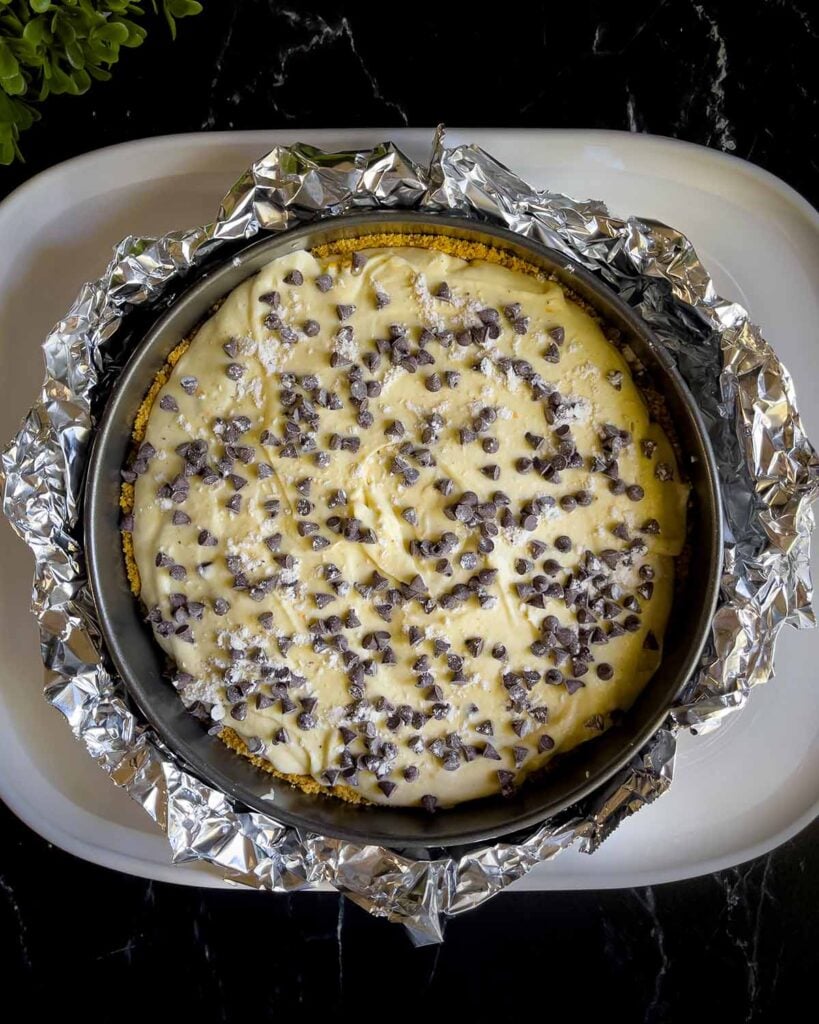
[2,128,817,944]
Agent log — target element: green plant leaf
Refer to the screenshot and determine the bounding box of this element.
[48,62,78,94]
[86,63,111,81]
[120,18,147,47]
[72,65,90,92]
[0,40,19,78]
[168,0,203,13]
[0,0,202,164]
[1,71,27,95]
[0,138,16,166]
[52,14,77,46]
[65,40,85,68]
[92,22,131,45]
[162,0,201,40]
[22,16,51,47]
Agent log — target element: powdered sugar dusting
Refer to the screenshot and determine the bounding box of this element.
[333,328,359,362]
[257,336,285,373]
[554,395,591,425]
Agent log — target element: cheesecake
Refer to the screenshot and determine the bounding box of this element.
[120,234,688,810]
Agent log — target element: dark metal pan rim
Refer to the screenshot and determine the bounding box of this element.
[85,211,723,850]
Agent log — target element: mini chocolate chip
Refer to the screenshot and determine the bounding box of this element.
[477,307,499,325]
[349,251,368,274]
[315,273,333,292]
[538,734,555,753]
[626,484,645,501]
[139,442,159,463]
[284,269,304,286]
[420,795,438,813]
[544,342,560,363]
[596,663,614,680]
[643,631,660,651]
[512,746,528,768]
[230,701,248,721]
[339,726,357,747]
[641,439,657,458]
[435,477,454,497]
[159,394,178,412]
[303,319,320,337]
[459,427,478,445]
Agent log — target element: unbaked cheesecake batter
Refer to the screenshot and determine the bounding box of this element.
[124,236,688,809]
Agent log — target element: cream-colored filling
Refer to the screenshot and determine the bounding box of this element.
[131,244,688,808]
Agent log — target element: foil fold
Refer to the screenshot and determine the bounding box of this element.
[3,128,817,945]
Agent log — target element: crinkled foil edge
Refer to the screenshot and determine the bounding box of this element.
[2,128,817,945]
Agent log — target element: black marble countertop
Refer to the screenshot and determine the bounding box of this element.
[1,2,816,1019]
